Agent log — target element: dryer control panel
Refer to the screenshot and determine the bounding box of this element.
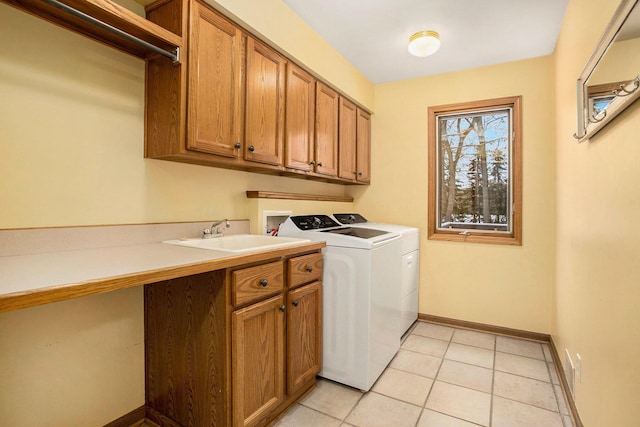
[333,213,368,224]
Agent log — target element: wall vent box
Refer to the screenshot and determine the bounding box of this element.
[263,210,292,235]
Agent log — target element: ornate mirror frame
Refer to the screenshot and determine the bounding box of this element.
[574,0,640,142]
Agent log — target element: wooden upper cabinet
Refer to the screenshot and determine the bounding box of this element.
[145,0,371,184]
[314,82,339,177]
[187,2,244,158]
[338,97,357,180]
[244,37,286,166]
[285,64,316,172]
[356,108,371,183]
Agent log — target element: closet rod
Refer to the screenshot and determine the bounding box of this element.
[42,0,180,63]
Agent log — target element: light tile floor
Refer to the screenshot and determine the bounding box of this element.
[275,321,573,427]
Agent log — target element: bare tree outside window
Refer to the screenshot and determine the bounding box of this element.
[439,110,510,230]
[428,97,522,245]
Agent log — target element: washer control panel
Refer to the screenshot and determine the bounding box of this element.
[289,215,340,230]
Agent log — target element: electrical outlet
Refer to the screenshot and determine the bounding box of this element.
[565,349,575,396]
[576,353,582,383]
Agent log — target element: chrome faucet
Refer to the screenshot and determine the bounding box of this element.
[203,219,230,239]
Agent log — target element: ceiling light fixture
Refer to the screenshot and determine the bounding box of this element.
[408,30,441,57]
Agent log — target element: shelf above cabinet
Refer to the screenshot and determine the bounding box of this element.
[2,0,181,61]
[246,191,354,203]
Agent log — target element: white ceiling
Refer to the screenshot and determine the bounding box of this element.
[281,0,569,84]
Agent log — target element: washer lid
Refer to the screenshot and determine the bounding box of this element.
[279,215,402,249]
[321,227,388,239]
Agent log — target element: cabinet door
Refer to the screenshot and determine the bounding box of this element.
[356,108,371,183]
[338,97,357,180]
[245,37,286,166]
[314,82,339,177]
[287,281,322,395]
[285,64,315,171]
[188,2,243,158]
[232,294,285,427]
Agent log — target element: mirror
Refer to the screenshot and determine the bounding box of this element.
[574,0,640,141]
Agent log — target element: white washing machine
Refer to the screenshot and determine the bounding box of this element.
[278,215,402,391]
[333,213,420,335]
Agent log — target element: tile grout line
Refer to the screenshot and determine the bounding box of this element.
[425,324,488,427]
[334,385,365,425]
[489,333,496,427]
[295,402,346,424]
[414,325,497,426]
[492,394,568,417]
[413,328,452,427]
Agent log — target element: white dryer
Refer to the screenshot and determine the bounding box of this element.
[278,215,402,391]
[333,213,420,335]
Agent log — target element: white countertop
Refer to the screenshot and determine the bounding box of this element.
[0,240,324,312]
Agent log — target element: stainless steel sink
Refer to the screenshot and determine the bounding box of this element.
[163,234,311,253]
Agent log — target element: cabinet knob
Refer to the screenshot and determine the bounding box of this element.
[358,172,363,176]
[279,305,286,312]
[354,171,358,175]
[317,162,323,167]
[292,300,299,307]
[260,279,268,287]
[305,265,313,273]
[248,145,255,152]
[310,161,315,166]
[234,142,241,149]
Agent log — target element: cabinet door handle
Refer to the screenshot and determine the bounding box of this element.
[260,279,268,287]
[279,305,286,312]
[234,142,241,149]
[358,172,363,176]
[317,162,323,167]
[305,265,313,273]
[292,300,299,307]
[248,145,255,152]
[310,161,315,166]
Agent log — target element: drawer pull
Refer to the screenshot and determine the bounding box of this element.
[292,300,299,307]
[279,305,286,312]
[305,265,313,273]
[259,279,268,287]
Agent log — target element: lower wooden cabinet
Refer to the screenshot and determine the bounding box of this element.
[287,281,322,395]
[144,249,323,427]
[232,295,286,427]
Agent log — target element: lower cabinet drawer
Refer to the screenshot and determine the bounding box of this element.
[288,252,323,288]
[232,260,284,306]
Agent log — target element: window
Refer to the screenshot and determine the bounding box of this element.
[587,81,626,119]
[427,96,522,245]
